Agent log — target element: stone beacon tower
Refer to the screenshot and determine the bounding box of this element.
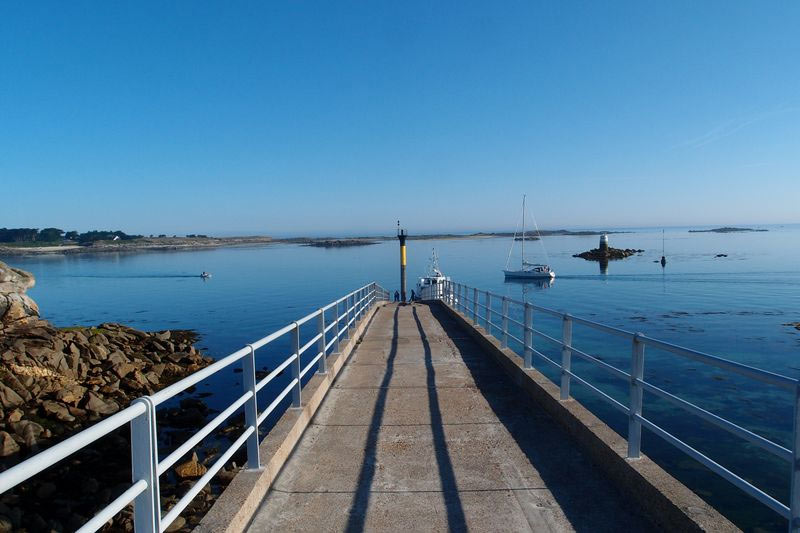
[599,233,609,253]
[397,221,408,302]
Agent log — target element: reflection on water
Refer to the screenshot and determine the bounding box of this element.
[503,276,554,302]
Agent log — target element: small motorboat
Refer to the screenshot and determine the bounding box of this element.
[200,272,212,279]
[417,249,451,300]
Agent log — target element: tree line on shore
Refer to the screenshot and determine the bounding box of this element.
[0,227,143,244]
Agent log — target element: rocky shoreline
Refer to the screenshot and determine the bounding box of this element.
[0,236,276,256]
[0,261,244,532]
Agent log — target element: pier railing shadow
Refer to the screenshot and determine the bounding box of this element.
[345,306,399,532]
[423,302,653,532]
[411,306,467,531]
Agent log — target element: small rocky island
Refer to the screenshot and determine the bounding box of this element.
[573,234,643,261]
[0,260,240,532]
[689,227,768,233]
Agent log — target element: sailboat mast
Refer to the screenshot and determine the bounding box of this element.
[521,195,526,269]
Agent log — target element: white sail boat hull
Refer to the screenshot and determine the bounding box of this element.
[503,269,555,279]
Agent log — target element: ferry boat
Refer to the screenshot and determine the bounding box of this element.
[503,195,555,280]
[417,249,450,300]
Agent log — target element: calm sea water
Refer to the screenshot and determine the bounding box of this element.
[4,225,799,531]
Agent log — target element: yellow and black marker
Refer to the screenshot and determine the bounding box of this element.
[397,221,407,302]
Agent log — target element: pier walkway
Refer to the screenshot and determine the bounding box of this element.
[247,303,652,532]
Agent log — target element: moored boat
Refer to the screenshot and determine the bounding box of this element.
[503,195,555,280]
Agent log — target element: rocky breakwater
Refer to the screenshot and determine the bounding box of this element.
[0,260,232,532]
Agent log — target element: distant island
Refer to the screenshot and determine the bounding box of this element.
[302,239,379,248]
[688,227,768,233]
[0,226,634,256]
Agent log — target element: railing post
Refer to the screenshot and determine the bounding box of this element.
[344,296,351,340]
[473,287,478,325]
[486,292,492,334]
[334,300,341,352]
[501,297,509,348]
[242,345,260,469]
[790,383,800,532]
[560,315,573,400]
[291,322,302,408]
[317,309,327,374]
[628,333,645,458]
[523,303,533,369]
[131,397,159,533]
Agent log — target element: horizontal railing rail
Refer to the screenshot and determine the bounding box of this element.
[438,280,800,529]
[0,282,390,533]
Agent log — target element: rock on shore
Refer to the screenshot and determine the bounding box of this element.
[0,262,40,331]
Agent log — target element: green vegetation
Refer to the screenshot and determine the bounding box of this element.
[0,227,143,244]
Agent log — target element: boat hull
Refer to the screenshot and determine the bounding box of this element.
[503,270,555,280]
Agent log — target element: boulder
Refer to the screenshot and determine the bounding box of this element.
[13,420,45,448]
[42,400,76,422]
[55,385,87,406]
[0,431,20,457]
[0,384,23,409]
[83,391,119,415]
[175,452,207,479]
[0,261,39,329]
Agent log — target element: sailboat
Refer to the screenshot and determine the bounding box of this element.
[503,195,555,280]
[660,229,667,267]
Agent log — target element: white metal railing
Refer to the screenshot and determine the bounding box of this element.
[0,282,390,533]
[436,280,800,531]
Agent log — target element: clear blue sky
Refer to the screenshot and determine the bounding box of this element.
[1,2,798,236]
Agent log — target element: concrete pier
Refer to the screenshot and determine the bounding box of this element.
[246,303,656,532]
